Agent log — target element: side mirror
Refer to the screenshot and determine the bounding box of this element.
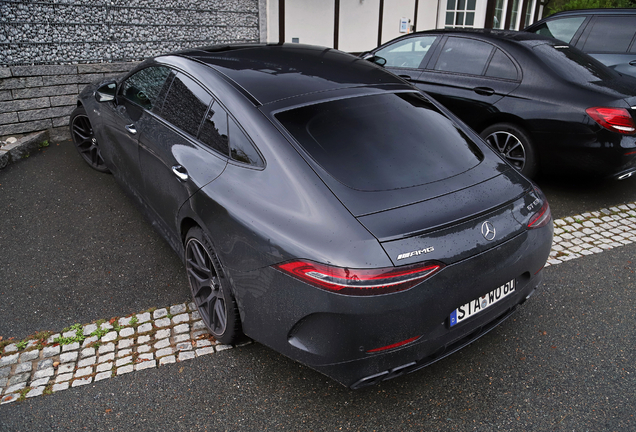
[361,54,387,67]
[95,81,117,103]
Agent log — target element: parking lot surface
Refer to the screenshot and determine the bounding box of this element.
[1,142,636,430]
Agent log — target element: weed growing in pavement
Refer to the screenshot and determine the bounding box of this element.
[43,384,53,395]
[90,326,109,339]
[17,388,30,401]
[166,313,173,320]
[15,340,28,351]
[54,323,86,345]
[130,315,139,327]
[575,218,583,223]
[38,140,49,148]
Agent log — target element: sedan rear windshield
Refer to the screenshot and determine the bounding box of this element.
[533,44,619,83]
[275,92,483,191]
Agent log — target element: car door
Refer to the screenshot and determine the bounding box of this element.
[374,34,439,82]
[414,36,521,131]
[98,66,173,196]
[138,71,228,241]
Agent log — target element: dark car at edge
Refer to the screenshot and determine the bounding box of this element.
[525,8,636,79]
[70,44,553,389]
[365,29,636,180]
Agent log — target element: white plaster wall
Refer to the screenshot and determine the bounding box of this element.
[416,0,442,31]
[285,0,336,46]
[338,0,381,53]
[380,0,416,44]
[267,0,279,42]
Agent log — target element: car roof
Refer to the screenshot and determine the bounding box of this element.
[386,29,559,50]
[539,8,636,18]
[175,43,406,105]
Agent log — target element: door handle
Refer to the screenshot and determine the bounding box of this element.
[172,165,189,181]
[125,124,137,134]
[398,74,413,81]
[629,60,636,66]
[473,87,495,96]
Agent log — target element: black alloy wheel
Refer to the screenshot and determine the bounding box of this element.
[69,106,110,173]
[481,123,537,179]
[185,227,241,344]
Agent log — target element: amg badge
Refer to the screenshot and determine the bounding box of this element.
[397,246,434,261]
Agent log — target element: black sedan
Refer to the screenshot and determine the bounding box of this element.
[70,44,552,389]
[365,29,636,179]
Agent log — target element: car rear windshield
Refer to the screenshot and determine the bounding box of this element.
[275,92,483,191]
[533,43,619,83]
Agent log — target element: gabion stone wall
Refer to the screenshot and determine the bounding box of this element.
[0,62,138,140]
[1,0,260,66]
[0,0,261,141]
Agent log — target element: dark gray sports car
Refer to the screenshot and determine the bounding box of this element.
[70,44,553,389]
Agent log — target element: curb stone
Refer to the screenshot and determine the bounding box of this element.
[0,130,49,170]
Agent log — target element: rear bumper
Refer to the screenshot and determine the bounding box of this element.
[534,130,636,178]
[233,223,552,388]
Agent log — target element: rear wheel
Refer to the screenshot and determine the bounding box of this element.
[480,123,537,178]
[69,106,110,173]
[185,227,241,344]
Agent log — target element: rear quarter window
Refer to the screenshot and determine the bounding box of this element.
[275,92,483,191]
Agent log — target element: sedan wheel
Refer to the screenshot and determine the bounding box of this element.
[185,227,241,344]
[69,106,110,173]
[481,123,537,178]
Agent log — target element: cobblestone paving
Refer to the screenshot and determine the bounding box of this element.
[2,203,636,404]
[545,203,636,266]
[0,302,250,405]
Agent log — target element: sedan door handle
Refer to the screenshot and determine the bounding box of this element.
[473,87,495,96]
[398,74,413,81]
[629,60,636,66]
[172,165,189,181]
[125,124,137,134]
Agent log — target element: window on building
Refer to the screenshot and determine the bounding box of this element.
[445,0,476,28]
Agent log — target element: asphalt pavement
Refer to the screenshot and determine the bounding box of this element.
[1,141,636,431]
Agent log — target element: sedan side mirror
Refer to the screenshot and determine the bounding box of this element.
[361,54,387,67]
[95,81,117,103]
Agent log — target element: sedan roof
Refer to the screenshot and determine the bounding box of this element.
[178,44,406,105]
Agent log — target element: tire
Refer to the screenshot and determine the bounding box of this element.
[480,123,537,179]
[184,226,242,344]
[69,106,110,173]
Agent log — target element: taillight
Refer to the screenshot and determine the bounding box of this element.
[528,186,551,229]
[586,107,636,135]
[273,260,444,296]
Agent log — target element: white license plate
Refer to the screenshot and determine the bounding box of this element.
[450,279,515,327]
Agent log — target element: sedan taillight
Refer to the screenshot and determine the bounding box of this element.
[274,260,444,296]
[586,107,636,135]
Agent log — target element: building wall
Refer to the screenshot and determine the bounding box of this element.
[0,63,137,140]
[0,0,261,140]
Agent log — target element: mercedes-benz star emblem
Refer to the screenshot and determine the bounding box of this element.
[481,221,496,241]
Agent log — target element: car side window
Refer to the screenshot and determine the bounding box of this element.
[199,101,229,155]
[581,16,636,53]
[159,73,212,138]
[229,119,264,168]
[530,17,586,43]
[433,37,493,75]
[119,66,172,111]
[485,49,518,80]
[375,36,437,68]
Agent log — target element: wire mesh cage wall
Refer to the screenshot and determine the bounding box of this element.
[0,0,260,67]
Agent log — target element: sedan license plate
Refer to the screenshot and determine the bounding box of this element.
[450,279,515,327]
